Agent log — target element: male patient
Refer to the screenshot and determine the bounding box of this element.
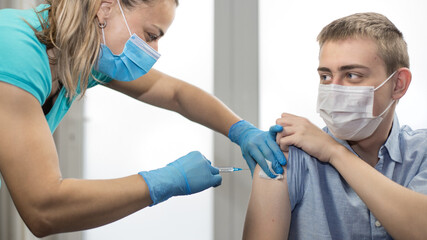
[243,12,427,240]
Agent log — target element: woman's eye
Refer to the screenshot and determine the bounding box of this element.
[146,33,159,42]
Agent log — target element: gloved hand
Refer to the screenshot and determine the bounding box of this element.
[139,151,222,206]
[228,120,287,178]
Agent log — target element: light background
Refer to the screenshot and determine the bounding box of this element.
[260,0,427,131]
[84,1,214,239]
[83,0,427,239]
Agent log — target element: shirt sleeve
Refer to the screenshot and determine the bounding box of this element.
[0,8,51,105]
[286,146,309,210]
[407,154,427,195]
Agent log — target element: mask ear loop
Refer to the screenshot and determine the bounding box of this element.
[116,0,132,37]
[375,70,397,117]
[374,71,397,91]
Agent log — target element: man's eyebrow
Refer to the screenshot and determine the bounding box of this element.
[317,65,369,72]
[338,64,369,71]
[317,67,331,72]
[153,24,164,37]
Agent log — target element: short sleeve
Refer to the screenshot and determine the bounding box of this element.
[0,6,51,105]
[399,127,427,195]
[286,146,309,210]
[407,154,427,195]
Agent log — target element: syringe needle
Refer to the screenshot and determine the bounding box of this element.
[218,167,244,173]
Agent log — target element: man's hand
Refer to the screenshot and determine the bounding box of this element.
[275,113,339,163]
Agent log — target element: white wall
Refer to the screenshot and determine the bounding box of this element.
[260,0,427,131]
[83,1,214,239]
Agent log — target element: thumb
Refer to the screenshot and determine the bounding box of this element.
[211,174,222,187]
[269,125,283,139]
[208,164,220,175]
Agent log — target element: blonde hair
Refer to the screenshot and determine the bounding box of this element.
[317,12,409,75]
[33,0,101,100]
[33,0,178,100]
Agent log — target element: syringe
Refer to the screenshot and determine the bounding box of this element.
[218,167,244,173]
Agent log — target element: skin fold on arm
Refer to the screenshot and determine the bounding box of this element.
[243,163,291,240]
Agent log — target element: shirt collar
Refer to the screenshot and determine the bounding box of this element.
[383,114,402,163]
[324,113,402,163]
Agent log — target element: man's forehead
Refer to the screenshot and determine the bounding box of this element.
[318,38,385,71]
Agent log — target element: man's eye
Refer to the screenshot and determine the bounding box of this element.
[347,73,359,79]
[320,75,331,81]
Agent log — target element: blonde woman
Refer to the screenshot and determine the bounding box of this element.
[0,0,286,237]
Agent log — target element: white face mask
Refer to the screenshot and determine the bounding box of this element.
[317,71,396,141]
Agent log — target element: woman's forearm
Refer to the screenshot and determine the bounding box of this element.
[330,146,427,240]
[174,81,240,136]
[18,175,151,237]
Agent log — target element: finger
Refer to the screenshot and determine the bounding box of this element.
[277,127,296,152]
[281,112,297,118]
[269,125,283,139]
[243,152,257,177]
[211,174,222,187]
[278,141,290,152]
[277,113,301,127]
[208,164,220,175]
[248,147,276,178]
[278,135,296,150]
[276,126,295,148]
[267,137,287,166]
[275,117,287,127]
[258,143,283,174]
[283,126,296,137]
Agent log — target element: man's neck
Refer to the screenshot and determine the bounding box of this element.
[347,112,395,167]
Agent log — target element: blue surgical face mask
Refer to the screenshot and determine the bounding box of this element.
[96,0,161,81]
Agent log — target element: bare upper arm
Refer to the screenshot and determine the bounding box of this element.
[0,81,61,224]
[105,68,186,110]
[243,164,291,240]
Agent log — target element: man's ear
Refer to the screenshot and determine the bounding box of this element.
[97,0,115,25]
[392,67,411,100]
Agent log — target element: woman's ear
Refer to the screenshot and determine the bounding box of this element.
[97,0,115,25]
[392,67,411,100]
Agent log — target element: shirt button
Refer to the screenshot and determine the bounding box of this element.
[375,220,382,227]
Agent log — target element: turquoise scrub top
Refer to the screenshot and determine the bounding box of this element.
[0,4,112,132]
[0,5,113,189]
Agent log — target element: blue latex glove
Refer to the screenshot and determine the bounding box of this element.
[139,151,222,206]
[228,120,287,178]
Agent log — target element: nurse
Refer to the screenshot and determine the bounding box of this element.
[0,0,285,237]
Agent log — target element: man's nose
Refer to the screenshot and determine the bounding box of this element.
[331,77,344,85]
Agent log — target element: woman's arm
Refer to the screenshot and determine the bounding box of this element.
[243,164,291,240]
[106,68,287,178]
[106,68,241,136]
[0,82,152,237]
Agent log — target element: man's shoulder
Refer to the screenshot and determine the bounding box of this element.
[400,125,427,136]
[399,125,427,148]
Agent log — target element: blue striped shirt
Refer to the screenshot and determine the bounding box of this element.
[286,114,427,239]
